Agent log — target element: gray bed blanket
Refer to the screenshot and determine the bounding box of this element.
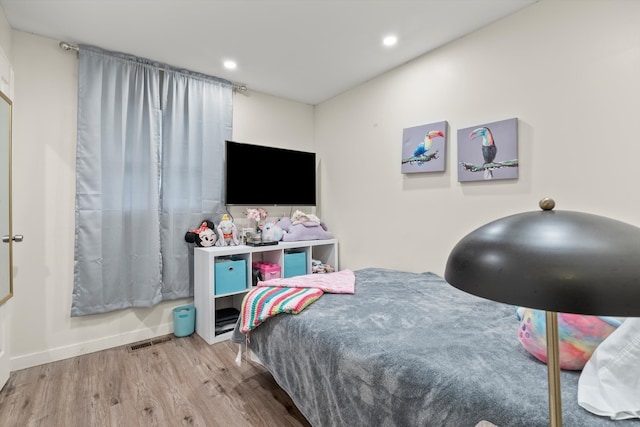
[232,268,637,426]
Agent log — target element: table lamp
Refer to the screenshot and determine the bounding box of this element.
[444,198,640,427]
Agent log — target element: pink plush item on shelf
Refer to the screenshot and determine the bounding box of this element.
[516,307,622,370]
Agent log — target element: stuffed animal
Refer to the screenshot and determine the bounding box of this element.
[259,221,284,242]
[184,220,217,247]
[516,307,623,370]
[291,210,321,225]
[277,214,333,242]
[215,214,239,246]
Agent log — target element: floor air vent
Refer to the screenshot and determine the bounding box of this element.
[127,335,173,352]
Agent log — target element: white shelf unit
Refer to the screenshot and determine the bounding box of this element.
[194,239,338,344]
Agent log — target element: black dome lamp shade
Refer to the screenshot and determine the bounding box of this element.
[444,198,640,427]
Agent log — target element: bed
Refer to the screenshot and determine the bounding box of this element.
[231,268,638,426]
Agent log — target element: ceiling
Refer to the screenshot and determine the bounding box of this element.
[0,0,538,105]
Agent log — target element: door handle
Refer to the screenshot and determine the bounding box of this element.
[2,234,23,243]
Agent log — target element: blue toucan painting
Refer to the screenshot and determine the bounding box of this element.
[413,130,444,165]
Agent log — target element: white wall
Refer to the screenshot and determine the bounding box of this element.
[0,6,10,60]
[228,90,315,222]
[316,0,640,276]
[8,32,314,370]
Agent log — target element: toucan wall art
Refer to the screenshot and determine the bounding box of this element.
[456,117,519,182]
[401,120,447,174]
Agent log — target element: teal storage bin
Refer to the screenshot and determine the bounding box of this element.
[215,259,247,294]
[284,251,307,278]
[173,305,195,337]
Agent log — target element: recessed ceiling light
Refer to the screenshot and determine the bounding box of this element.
[383,35,397,47]
[223,60,237,70]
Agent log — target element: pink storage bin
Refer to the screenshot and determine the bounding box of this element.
[252,262,281,281]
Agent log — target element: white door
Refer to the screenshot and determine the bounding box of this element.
[0,47,14,390]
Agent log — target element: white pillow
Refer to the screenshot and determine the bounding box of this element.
[578,318,640,420]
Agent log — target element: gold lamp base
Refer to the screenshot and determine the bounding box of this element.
[546,311,563,427]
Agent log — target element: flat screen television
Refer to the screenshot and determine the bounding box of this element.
[225,140,317,206]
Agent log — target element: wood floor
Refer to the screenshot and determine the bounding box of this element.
[0,334,312,427]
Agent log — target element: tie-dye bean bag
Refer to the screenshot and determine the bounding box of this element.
[516,307,623,370]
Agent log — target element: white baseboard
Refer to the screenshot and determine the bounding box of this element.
[11,322,175,371]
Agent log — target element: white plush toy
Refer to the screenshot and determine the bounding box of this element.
[215,214,239,246]
[291,209,321,225]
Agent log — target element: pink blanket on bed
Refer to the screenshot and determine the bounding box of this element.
[258,269,355,294]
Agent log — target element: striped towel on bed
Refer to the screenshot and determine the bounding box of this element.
[239,286,324,334]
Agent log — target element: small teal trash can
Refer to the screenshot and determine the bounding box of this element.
[173,305,195,337]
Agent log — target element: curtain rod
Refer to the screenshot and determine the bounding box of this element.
[58,41,248,93]
[59,41,79,52]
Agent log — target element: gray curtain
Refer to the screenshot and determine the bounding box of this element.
[72,46,232,316]
[159,68,233,300]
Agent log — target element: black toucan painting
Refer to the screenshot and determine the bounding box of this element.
[457,118,519,182]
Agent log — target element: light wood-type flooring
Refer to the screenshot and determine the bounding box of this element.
[0,335,311,427]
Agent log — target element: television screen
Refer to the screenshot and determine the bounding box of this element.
[225,140,317,206]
